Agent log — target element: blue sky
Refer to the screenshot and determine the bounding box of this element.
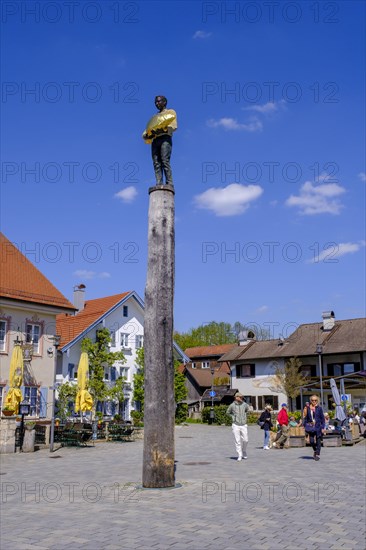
[1,0,365,338]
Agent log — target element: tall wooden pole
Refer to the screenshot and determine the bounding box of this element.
[143,184,175,488]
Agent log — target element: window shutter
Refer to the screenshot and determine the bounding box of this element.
[250,364,255,377]
[39,387,48,418]
[258,396,263,410]
[273,395,279,410]
[111,367,116,381]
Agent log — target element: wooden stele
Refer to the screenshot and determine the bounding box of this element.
[143,184,175,488]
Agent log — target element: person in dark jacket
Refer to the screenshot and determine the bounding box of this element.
[259,404,273,450]
[304,394,326,461]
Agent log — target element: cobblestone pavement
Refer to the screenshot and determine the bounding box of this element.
[1,424,365,550]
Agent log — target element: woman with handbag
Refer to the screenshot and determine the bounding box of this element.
[258,404,273,450]
[303,394,326,461]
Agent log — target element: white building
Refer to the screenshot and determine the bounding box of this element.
[56,285,188,419]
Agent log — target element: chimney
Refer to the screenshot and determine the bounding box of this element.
[73,284,86,312]
[322,311,335,331]
[238,330,256,346]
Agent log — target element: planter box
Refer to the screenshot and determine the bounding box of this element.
[323,435,342,447]
[289,426,305,437]
[2,410,15,417]
[289,435,306,447]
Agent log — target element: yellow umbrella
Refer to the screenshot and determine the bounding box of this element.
[74,352,93,413]
[4,344,23,414]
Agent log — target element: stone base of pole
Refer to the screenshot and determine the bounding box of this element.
[143,183,175,488]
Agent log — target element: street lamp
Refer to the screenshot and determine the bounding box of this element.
[209,367,215,425]
[316,343,324,408]
[18,401,31,451]
[49,335,61,453]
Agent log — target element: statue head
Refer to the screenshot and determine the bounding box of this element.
[155,95,167,111]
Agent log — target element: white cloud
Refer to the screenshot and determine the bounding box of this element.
[256,305,269,313]
[244,100,286,114]
[194,183,263,216]
[358,172,366,182]
[193,30,212,39]
[308,241,366,263]
[207,117,263,132]
[73,270,111,280]
[115,186,138,203]
[285,180,346,215]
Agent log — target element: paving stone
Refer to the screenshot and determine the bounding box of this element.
[0,425,365,549]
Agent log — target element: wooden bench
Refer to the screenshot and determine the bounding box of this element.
[59,423,93,447]
[107,423,135,442]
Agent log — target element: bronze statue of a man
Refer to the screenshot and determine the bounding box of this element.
[143,96,177,186]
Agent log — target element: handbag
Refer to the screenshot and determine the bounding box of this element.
[304,422,316,434]
[304,406,317,433]
[257,420,265,427]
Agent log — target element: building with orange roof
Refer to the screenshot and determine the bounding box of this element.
[56,286,189,420]
[0,233,76,421]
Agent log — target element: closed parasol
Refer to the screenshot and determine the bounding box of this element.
[330,378,346,422]
[74,352,93,413]
[4,344,23,414]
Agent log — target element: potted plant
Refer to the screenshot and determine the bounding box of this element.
[25,421,36,430]
[2,406,15,417]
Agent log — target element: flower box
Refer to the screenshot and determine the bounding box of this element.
[2,410,15,417]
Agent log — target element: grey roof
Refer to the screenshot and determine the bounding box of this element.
[201,387,237,402]
[219,318,366,362]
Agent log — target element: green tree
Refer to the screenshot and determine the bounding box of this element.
[272,357,308,411]
[132,347,145,414]
[132,348,188,421]
[214,376,230,386]
[56,382,77,421]
[173,321,270,350]
[173,321,236,349]
[81,328,126,413]
[108,376,127,416]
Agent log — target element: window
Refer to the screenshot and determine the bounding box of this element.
[120,367,129,379]
[110,331,116,347]
[328,363,361,376]
[236,364,255,378]
[135,335,144,349]
[0,320,7,351]
[26,324,41,354]
[104,369,109,380]
[24,387,38,416]
[202,361,210,369]
[257,395,278,410]
[0,386,3,410]
[123,306,128,317]
[68,363,75,380]
[110,367,117,382]
[243,396,256,408]
[121,333,130,348]
[191,362,196,369]
[300,365,316,378]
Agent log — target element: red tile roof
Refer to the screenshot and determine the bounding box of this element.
[184,343,236,358]
[57,292,131,348]
[184,362,231,387]
[0,233,76,311]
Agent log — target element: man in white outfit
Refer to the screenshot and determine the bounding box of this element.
[227,392,250,461]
